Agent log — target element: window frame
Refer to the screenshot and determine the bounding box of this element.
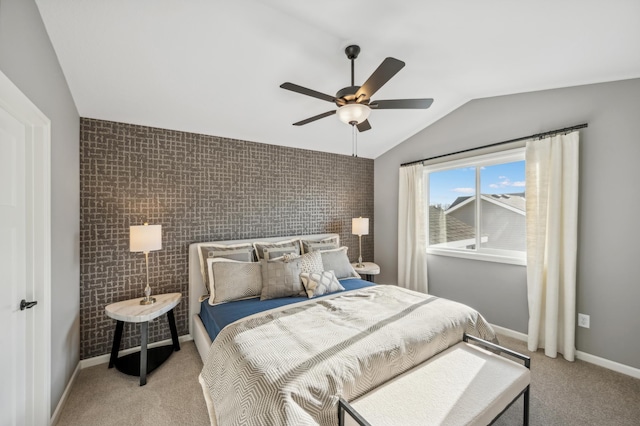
[424,147,527,266]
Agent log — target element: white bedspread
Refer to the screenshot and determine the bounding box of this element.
[199,285,497,426]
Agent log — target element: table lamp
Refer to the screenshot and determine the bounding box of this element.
[130,223,162,305]
[352,217,369,268]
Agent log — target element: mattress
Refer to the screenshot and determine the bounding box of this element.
[199,278,375,341]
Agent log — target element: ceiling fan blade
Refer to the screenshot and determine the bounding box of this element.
[369,98,434,109]
[357,120,371,132]
[292,110,336,126]
[280,82,336,103]
[355,57,405,101]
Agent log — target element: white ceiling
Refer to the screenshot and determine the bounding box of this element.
[36,0,640,158]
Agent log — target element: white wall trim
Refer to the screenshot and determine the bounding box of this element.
[0,69,52,426]
[491,324,640,379]
[575,350,640,380]
[49,363,80,426]
[79,334,193,369]
[490,324,528,341]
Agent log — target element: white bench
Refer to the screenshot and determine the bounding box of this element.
[339,334,531,426]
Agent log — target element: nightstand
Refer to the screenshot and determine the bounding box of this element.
[352,262,380,282]
[105,292,181,386]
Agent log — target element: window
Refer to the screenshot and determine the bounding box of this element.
[425,148,526,265]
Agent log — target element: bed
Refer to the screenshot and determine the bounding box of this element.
[189,234,497,426]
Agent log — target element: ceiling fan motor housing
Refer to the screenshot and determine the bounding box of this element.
[336,86,363,105]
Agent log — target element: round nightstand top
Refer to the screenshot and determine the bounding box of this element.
[351,262,380,275]
[105,293,181,323]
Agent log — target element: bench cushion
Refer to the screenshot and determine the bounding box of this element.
[347,342,530,426]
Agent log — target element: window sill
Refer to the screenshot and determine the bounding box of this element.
[426,248,527,266]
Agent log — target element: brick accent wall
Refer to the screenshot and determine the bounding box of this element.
[80,118,374,359]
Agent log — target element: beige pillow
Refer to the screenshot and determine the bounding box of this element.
[207,258,262,305]
[198,243,255,294]
[300,236,339,254]
[253,238,301,260]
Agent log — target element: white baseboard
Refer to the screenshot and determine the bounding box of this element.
[575,350,640,379]
[490,324,640,379]
[79,334,193,369]
[50,363,80,426]
[490,324,528,341]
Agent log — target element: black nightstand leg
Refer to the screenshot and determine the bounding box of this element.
[167,309,180,351]
[140,321,148,386]
[108,321,124,369]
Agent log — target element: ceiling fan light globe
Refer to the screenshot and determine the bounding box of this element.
[337,104,371,125]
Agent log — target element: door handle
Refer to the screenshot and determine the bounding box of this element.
[20,299,38,310]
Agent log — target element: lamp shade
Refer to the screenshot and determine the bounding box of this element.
[130,224,162,253]
[337,103,371,125]
[352,217,369,236]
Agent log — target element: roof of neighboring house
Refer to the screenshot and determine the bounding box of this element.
[429,206,476,244]
[447,192,525,214]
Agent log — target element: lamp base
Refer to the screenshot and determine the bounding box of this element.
[140,296,156,305]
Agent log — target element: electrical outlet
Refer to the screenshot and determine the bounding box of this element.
[578,313,590,328]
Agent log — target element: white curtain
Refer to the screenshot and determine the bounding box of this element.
[398,163,428,293]
[526,131,579,361]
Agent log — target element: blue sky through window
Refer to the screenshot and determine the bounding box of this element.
[429,161,525,207]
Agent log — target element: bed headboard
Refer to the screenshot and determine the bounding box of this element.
[188,233,340,337]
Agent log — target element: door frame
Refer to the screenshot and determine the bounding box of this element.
[0,70,52,424]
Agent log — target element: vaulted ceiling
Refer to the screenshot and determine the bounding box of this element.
[36,0,640,158]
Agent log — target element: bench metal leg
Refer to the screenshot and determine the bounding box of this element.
[338,398,371,426]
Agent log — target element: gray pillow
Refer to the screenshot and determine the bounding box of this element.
[320,247,361,279]
[301,236,339,254]
[253,238,301,260]
[208,260,262,305]
[260,258,304,300]
[300,270,345,298]
[199,243,255,294]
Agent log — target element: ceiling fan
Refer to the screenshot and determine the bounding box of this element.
[280,45,433,132]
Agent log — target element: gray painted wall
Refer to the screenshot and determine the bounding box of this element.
[375,78,640,369]
[0,0,80,416]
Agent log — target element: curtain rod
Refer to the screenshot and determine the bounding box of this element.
[400,123,588,168]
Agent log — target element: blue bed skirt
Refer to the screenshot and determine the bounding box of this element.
[199,278,375,342]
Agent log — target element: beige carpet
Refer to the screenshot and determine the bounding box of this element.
[56,341,209,426]
[494,335,640,426]
[57,336,640,425]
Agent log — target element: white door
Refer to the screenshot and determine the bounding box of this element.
[0,71,51,426]
[0,105,29,424]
